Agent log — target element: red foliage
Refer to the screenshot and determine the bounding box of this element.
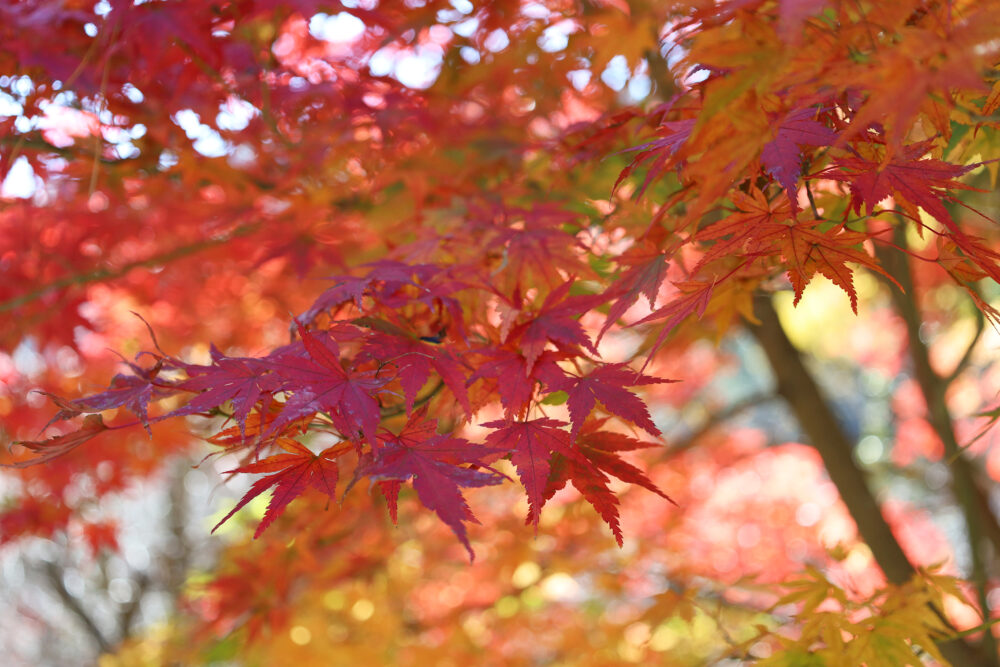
[1,1,999,659]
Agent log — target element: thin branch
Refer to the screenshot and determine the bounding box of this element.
[116,570,150,639]
[0,223,259,314]
[804,180,823,220]
[41,560,113,654]
[946,295,986,386]
[665,392,778,456]
[379,380,445,419]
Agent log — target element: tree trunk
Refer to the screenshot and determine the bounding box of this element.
[749,295,994,667]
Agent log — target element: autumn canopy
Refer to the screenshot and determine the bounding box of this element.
[3,0,1000,664]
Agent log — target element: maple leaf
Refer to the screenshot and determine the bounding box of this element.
[615,119,696,199]
[820,141,978,226]
[266,325,388,445]
[467,348,562,417]
[483,418,583,527]
[760,108,836,202]
[598,244,670,344]
[694,188,795,269]
[168,345,279,436]
[633,281,715,367]
[576,420,674,501]
[212,438,349,539]
[817,142,1000,282]
[545,418,673,545]
[511,281,604,373]
[40,358,166,434]
[780,219,894,311]
[360,331,471,416]
[3,414,108,469]
[537,363,672,437]
[298,275,375,326]
[486,205,593,292]
[694,190,897,311]
[359,410,504,559]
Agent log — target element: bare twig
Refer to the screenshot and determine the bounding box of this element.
[42,560,112,653]
[665,392,778,456]
[945,295,986,386]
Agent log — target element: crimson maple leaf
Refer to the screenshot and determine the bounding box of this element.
[545,419,674,545]
[633,281,715,367]
[820,141,978,226]
[598,245,670,344]
[511,281,604,373]
[760,108,836,202]
[360,331,471,416]
[41,357,165,434]
[265,325,388,445]
[467,348,563,417]
[485,205,594,292]
[168,345,279,436]
[817,142,1000,282]
[482,418,584,527]
[358,410,503,559]
[693,188,795,269]
[615,119,696,198]
[298,275,375,326]
[212,438,349,539]
[537,363,672,437]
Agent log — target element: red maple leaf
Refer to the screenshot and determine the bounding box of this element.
[467,348,563,417]
[41,357,165,434]
[633,281,715,367]
[360,332,471,416]
[598,244,670,343]
[511,281,603,373]
[694,189,795,270]
[821,141,978,225]
[298,275,375,326]
[266,325,388,445]
[545,418,674,545]
[538,363,673,437]
[486,205,593,292]
[760,108,836,202]
[482,418,583,527]
[818,142,1000,282]
[168,345,279,435]
[212,438,349,539]
[358,410,503,559]
[615,119,696,198]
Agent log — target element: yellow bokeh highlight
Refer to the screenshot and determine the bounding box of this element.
[350,599,374,621]
[289,625,312,646]
[511,561,541,588]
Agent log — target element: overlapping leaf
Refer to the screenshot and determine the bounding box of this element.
[760,108,836,202]
[511,281,604,373]
[265,325,388,445]
[3,414,108,469]
[168,345,278,435]
[212,438,349,539]
[537,363,672,437]
[360,331,471,416]
[483,418,583,526]
[358,410,503,559]
[544,418,673,545]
